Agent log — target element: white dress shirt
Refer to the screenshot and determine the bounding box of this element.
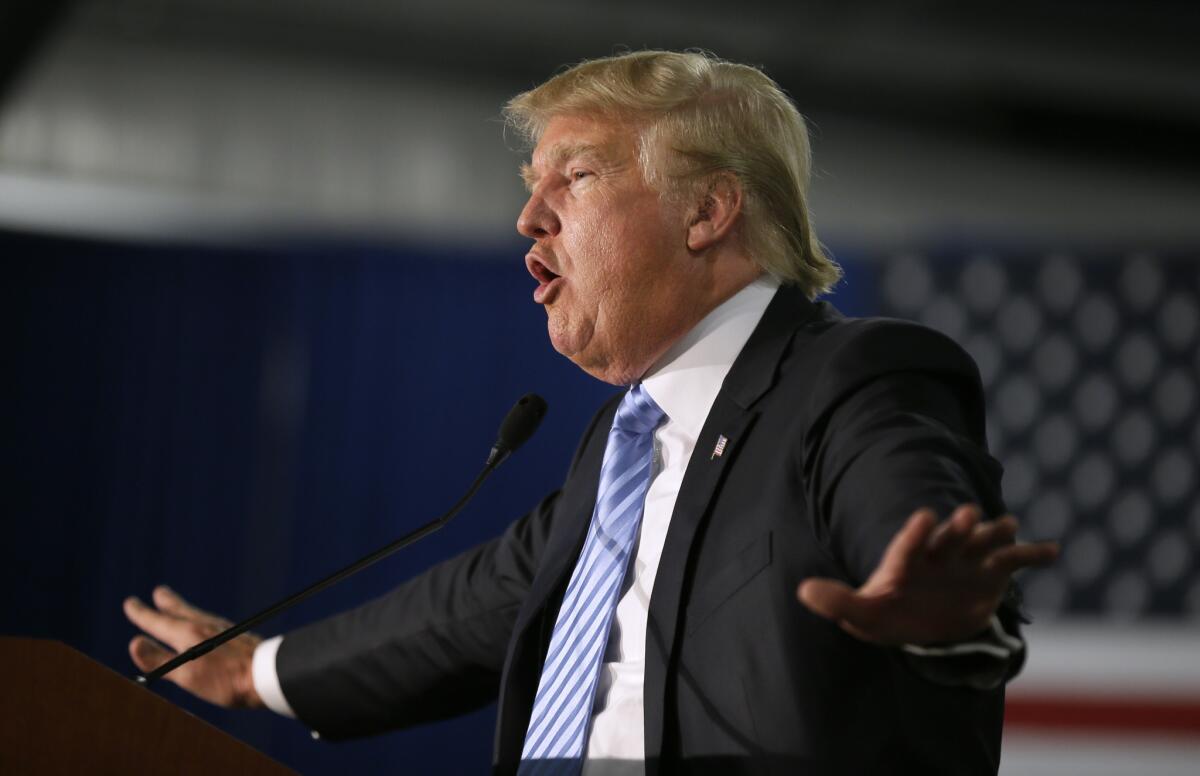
[252,275,1019,762]
[582,276,781,771]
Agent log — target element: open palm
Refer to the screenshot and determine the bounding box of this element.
[797,504,1058,645]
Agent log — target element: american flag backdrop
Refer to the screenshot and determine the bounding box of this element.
[877,251,1200,775]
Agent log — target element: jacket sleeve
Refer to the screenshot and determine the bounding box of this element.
[798,318,1024,684]
[800,318,1004,580]
[275,491,560,738]
[276,400,614,739]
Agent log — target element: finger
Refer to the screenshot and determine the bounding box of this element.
[927,504,981,557]
[128,634,176,674]
[797,578,871,622]
[123,596,205,651]
[834,619,882,645]
[983,541,1060,577]
[798,579,890,644]
[962,515,1018,558]
[153,585,224,626]
[878,508,938,578]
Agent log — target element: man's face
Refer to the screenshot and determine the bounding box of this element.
[518,114,705,385]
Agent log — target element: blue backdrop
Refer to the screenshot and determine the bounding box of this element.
[0,228,871,773]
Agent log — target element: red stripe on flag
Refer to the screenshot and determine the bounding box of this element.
[1006,694,1200,737]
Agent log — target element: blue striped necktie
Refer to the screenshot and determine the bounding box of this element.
[518,384,667,774]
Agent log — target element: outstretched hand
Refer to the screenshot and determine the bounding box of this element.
[124,585,264,708]
[797,504,1058,645]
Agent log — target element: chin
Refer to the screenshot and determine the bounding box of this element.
[553,344,629,385]
[570,354,640,387]
[546,320,591,367]
[546,328,578,363]
[546,319,641,386]
[586,367,637,386]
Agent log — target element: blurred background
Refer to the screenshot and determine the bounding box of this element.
[2,1,1198,773]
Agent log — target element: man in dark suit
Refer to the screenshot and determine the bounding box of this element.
[125,50,1057,774]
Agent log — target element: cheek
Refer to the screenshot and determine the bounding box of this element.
[565,213,623,295]
[566,194,678,309]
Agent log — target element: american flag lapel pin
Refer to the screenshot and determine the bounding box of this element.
[711,434,728,459]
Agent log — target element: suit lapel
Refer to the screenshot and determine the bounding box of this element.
[514,395,621,638]
[513,482,598,635]
[643,286,821,769]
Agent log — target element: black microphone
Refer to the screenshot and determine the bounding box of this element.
[137,393,548,686]
[488,393,548,467]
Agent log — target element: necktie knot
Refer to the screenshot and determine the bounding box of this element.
[611,384,666,436]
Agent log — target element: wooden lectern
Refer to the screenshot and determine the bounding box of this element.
[0,638,296,775]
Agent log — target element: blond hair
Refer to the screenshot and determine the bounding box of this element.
[504,50,841,298]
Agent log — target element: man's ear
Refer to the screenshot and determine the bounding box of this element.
[686,174,743,252]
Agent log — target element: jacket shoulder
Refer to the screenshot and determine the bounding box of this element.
[805,316,980,379]
[792,316,986,433]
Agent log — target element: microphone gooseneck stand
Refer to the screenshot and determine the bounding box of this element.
[138,393,548,686]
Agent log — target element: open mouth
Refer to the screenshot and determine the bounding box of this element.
[527,255,564,304]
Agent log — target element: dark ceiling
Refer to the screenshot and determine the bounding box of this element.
[4,0,1199,175]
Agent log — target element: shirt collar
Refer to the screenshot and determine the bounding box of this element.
[640,275,780,439]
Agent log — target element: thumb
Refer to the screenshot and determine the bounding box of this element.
[797,577,859,622]
[129,635,175,674]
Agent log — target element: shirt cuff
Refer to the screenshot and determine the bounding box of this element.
[900,615,1025,690]
[252,635,297,718]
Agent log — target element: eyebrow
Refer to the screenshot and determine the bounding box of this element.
[519,141,607,192]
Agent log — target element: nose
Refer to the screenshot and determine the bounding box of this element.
[517,189,560,239]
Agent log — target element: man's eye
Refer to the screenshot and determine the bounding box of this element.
[570,170,591,181]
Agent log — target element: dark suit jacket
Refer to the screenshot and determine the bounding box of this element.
[276,286,1016,775]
